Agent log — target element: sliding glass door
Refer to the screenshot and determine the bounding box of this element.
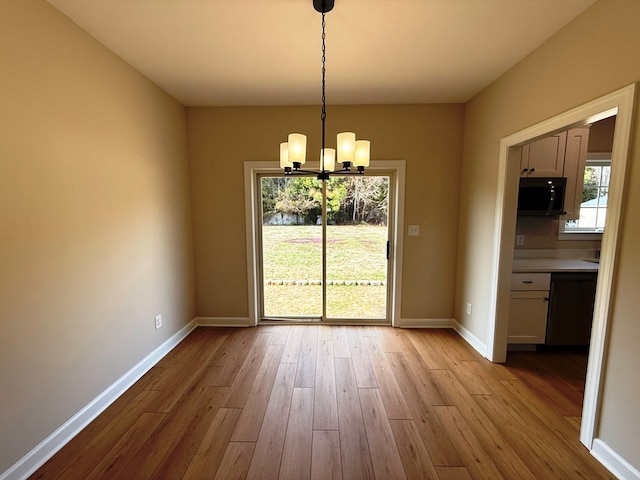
[325,176,389,319]
[259,174,391,322]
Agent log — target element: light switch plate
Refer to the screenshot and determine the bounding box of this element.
[408,225,420,236]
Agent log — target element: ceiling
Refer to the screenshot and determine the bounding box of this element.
[47,0,596,107]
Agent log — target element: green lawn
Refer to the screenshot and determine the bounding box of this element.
[261,225,388,318]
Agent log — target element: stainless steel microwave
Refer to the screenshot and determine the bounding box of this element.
[517,177,567,216]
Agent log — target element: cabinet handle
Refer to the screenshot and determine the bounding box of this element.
[521,168,529,174]
[544,297,549,302]
[522,280,534,284]
[530,167,535,173]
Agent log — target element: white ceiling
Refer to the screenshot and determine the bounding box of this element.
[47,0,596,107]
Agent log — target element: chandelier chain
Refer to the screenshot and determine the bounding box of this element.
[321,11,326,169]
[280,0,368,180]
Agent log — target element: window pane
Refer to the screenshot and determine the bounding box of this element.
[563,160,610,234]
[601,166,611,186]
[577,207,597,228]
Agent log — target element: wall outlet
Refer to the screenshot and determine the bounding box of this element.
[466,302,472,316]
[155,314,162,330]
[408,225,420,236]
[516,235,525,246]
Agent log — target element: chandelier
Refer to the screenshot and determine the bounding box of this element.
[279,0,370,181]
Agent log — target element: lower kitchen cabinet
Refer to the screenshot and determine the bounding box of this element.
[508,273,550,344]
[546,272,597,346]
[508,291,549,344]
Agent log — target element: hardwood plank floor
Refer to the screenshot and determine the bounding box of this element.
[30,326,616,480]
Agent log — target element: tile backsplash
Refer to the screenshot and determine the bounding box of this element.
[515,216,601,250]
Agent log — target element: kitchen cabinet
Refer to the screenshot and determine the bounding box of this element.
[520,131,567,177]
[561,127,590,220]
[546,272,597,346]
[519,127,590,219]
[508,273,550,344]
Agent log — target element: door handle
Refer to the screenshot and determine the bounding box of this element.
[546,180,556,216]
[386,241,390,260]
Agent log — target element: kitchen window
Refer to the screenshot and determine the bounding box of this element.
[559,157,611,238]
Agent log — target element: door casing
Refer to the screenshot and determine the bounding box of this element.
[486,84,635,449]
[244,160,406,326]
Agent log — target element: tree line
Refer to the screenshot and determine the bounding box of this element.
[261,176,388,225]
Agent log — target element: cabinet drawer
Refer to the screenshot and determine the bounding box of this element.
[510,273,550,291]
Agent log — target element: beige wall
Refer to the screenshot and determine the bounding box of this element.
[456,0,640,468]
[0,0,194,473]
[187,104,464,320]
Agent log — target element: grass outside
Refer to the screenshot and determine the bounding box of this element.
[262,225,388,318]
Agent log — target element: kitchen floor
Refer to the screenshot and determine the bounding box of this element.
[506,347,589,411]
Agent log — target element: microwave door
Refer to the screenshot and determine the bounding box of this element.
[545,182,556,216]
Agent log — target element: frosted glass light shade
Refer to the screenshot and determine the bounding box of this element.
[288,133,307,165]
[337,132,356,164]
[280,142,292,168]
[321,148,336,172]
[354,140,370,167]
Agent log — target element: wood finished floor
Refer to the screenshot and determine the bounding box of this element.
[31,326,616,480]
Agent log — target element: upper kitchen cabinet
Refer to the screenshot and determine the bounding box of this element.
[562,127,590,220]
[519,127,590,220]
[520,131,567,177]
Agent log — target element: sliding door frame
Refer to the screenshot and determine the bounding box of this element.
[244,160,406,327]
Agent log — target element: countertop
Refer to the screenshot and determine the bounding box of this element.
[512,257,599,273]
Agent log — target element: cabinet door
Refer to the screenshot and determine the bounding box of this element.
[546,273,597,346]
[508,291,549,344]
[561,127,590,220]
[520,131,567,177]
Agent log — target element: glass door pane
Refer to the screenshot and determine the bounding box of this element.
[260,176,322,319]
[325,176,390,319]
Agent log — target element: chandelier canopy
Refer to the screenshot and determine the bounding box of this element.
[279,0,370,181]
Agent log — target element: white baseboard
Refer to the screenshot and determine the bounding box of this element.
[0,319,197,480]
[196,316,250,327]
[398,318,489,359]
[399,318,455,328]
[591,439,640,480]
[452,319,488,358]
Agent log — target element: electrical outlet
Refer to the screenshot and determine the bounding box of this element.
[466,302,472,316]
[516,235,525,246]
[408,225,420,236]
[155,314,162,330]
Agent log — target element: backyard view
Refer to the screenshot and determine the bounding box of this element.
[261,176,390,319]
[565,161,610,232]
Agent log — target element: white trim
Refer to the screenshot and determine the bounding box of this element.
[389,161,406,327]
[196,316,251,327]
[399,318,455,328]
[243,160,406,327]
[0,319,198,480]
[591,439,640,480]
[486,84,635,453]
[452,319,488,357]
[244,162,262,327]
[581,84,635,448]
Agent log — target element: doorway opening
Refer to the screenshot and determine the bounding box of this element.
[487,84,635,450]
